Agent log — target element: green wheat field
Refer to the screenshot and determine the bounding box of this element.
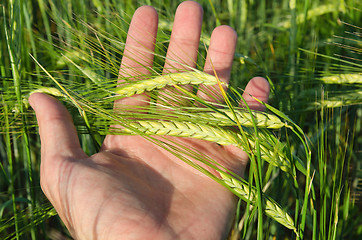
[1,0,361,239]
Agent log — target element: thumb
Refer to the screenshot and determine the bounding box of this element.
[29,93,85,159]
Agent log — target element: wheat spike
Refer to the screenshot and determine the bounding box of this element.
[245,135,292,173]
[196,109,285,128]
[29,87,65,98]
[279,3,339,29]
[114,71,224,98]
[123,120,239,145]
[119,120,293,173]
[23,87,66,110]
[320,73,362,84]
[218,171,297,234]
[308,90,362,109]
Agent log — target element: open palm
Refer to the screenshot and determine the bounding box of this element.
[30,2,270,239]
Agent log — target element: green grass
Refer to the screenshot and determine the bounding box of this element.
[1,0,361,239]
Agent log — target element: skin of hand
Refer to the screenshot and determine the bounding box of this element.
[29,1,270,240]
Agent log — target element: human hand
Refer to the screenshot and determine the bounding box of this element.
[29,1,270,239]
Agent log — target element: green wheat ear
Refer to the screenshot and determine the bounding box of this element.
[113,71,225,98]
[120,120,240,145]
[22,87,66,109]
[114,120,293,174]
[320,73,361,84]
[196,109,285,128]
[219,171,298,234]
[29,87,65,97]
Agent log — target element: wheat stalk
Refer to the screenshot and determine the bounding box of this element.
[218,171,298,234]
[114,71,225,98]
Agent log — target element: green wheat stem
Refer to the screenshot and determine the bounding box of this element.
[319,99,326,239]
[6,3,37,234]
[4,5,23,239]
[36,0,53,46]
[207,0,221,26]
[286,129,301,231]
[2,97,20,240]
[244,90,315,239]
[239,92,264,239]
